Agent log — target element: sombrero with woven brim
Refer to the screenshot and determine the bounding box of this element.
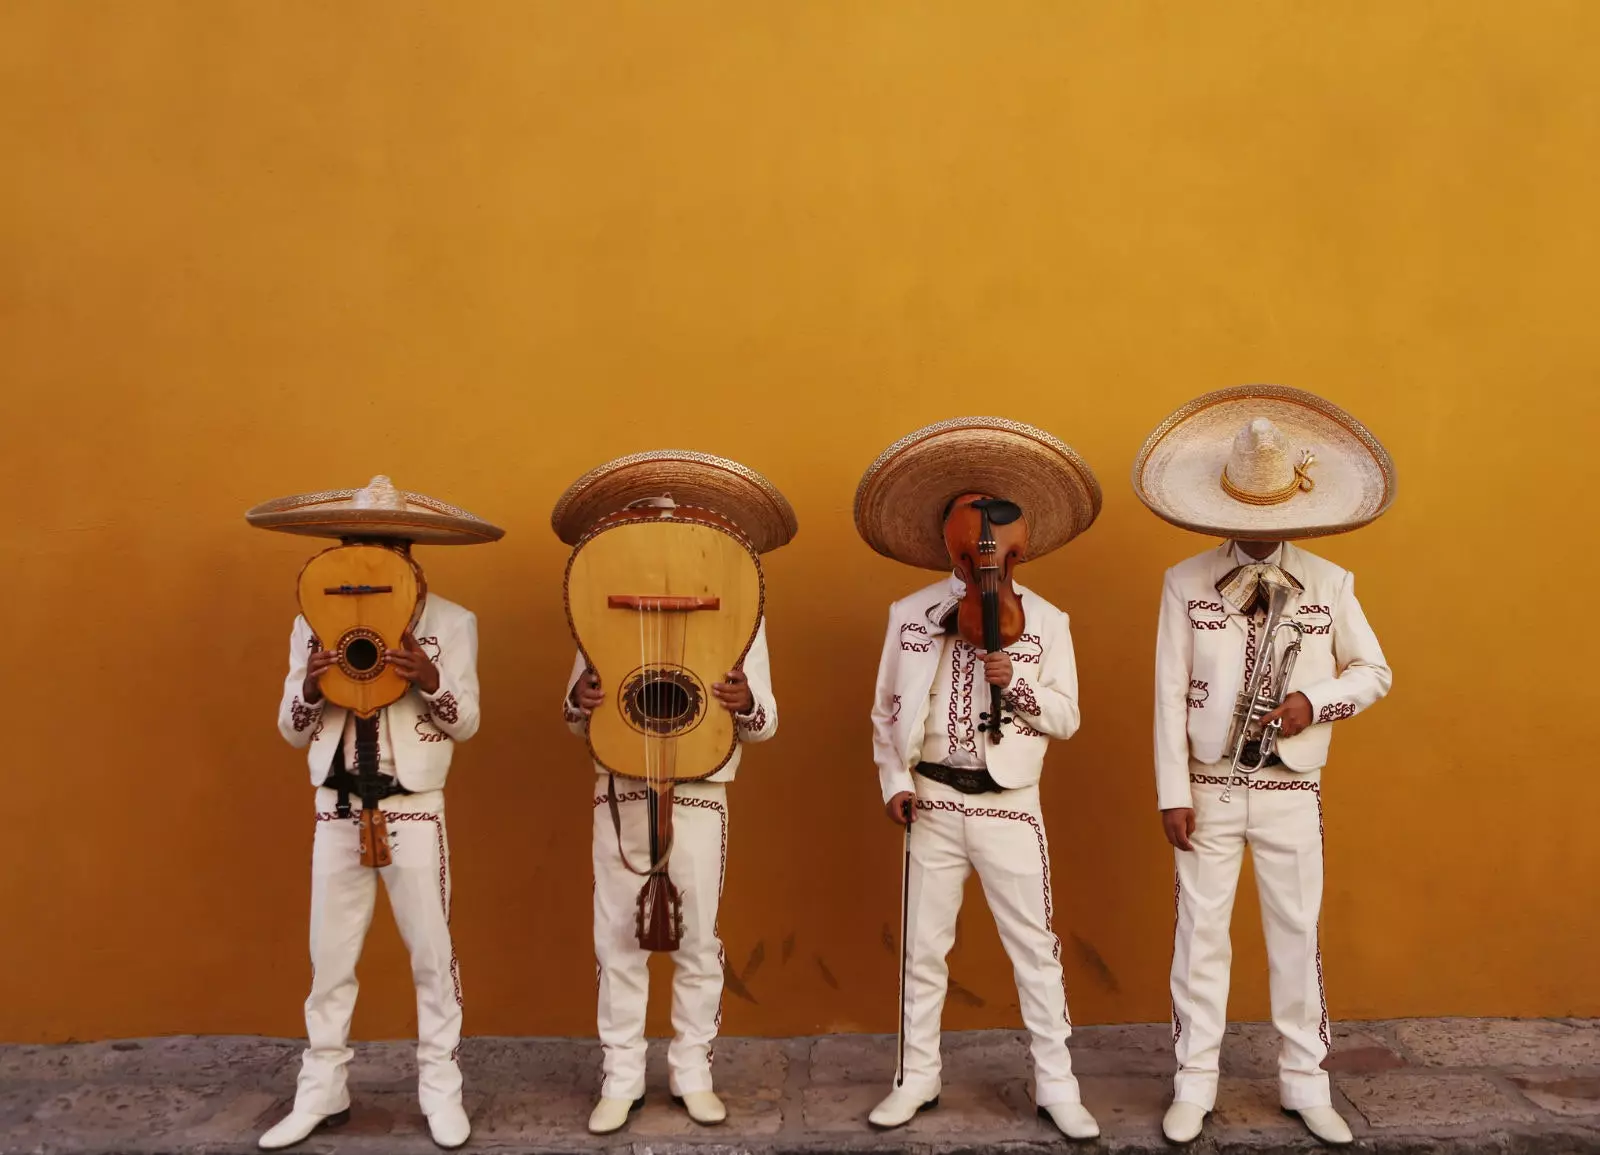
[1132,385,1396,541]
[854,417,1102,570]
[246,475,504,545]
[551,450,798,554]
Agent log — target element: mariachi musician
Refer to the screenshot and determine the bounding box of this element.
[854,419,1103,1140]
[551,451,795,1135]
[1132,387,1394,1147]
[246,476,503,1151]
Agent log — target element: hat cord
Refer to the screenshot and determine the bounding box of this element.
[1221,449,1316,506]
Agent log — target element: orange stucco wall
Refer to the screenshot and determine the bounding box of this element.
[2,2,1596,1044]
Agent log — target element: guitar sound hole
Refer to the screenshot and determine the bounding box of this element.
[345,638,380,672]
[621,667,704,735]
[636,680,691,722]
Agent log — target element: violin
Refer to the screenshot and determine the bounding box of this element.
[943,493,1029,743]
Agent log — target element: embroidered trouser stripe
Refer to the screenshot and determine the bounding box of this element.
[903,778,1081,1108]
[295,796,463,1117]
[591,778,728,1100]
[1170,770,1329,1111]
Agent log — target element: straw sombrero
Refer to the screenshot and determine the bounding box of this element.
[246,475,504,545]
[854,417,1102,570]
[1132,385,1396,541]
[551,450,798,554]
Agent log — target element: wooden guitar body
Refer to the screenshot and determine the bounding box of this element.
[565,507,763,783]
[297,544,426,718]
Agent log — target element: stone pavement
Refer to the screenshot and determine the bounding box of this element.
[1,1019,1598,1154]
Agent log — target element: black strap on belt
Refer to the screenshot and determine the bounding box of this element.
[322,713,410,818]
[914,761,1003,795]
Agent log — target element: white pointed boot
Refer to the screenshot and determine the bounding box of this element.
[1162,1101,1207,1144]
[426,1102,470,1149]
[588,1095,644,1135]
[1039,1101,1100,1140]
[672,1089,727,1125]
[1293,1105,1354,1146]
[868,1084,941,1129]
[258,1107,350,1150]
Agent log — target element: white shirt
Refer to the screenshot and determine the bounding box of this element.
[919,634,988,769]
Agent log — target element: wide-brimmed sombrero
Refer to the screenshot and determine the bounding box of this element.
[551,450,798,554]
[1132,385,1396,541]
[854,417,1102,570]
[246,475,504,545]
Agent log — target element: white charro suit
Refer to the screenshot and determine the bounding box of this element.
[872,576,1085,1109]
[563,620,777,1102]
[1155,542,1391,1111]
[277,594,480,1119]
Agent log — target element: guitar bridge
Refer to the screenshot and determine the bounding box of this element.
[607,595,720,611]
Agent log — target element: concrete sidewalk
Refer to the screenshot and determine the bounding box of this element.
[1,1019,1597,1154]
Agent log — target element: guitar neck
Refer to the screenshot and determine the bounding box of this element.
[353,714,383,806]
[646,780,675,869]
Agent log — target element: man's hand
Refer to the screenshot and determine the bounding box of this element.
[886,791,917,826]
[979,650,1013,688]
[572,670,604,715]
[1261,691,1313,738]
[712,669,755,715]
[302,645,338,704]
[1162,807,1196,852]
[385,632,440,695]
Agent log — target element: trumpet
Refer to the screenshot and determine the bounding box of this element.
[1224,577,1306,785]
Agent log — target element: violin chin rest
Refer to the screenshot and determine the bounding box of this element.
[971,497,1023,525]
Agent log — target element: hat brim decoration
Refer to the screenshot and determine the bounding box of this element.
[551,450,798,554]
[854,417,1102,571]
[1131,385,1396,542]
[246,478,504,546]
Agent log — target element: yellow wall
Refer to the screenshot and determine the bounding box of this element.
[2,2,1597,1045]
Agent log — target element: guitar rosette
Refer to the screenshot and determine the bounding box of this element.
[335,627,389,682]
[619,665,707,737]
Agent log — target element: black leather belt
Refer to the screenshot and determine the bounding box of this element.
[1237,741,1283,770]
[914,761,1002,795]
[321,767,412,803]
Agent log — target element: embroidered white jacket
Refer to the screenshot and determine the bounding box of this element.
[873,576,1081,802]
[277,594,481,793]
[561,618,778,783]
[1154,542,1392,809]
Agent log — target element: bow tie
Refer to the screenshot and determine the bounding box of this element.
[1216,563,1303,616]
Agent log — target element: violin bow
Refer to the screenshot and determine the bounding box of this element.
[896,798,911,1086]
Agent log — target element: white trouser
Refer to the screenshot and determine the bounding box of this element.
[901,777,1081,1108]
[1170,762,1329,1111]
[592,775,727,1101]
[294,788,463,1117]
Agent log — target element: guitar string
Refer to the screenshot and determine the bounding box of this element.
[638,596,652,873]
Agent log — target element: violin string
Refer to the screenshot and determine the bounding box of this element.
[650,546,664,864]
